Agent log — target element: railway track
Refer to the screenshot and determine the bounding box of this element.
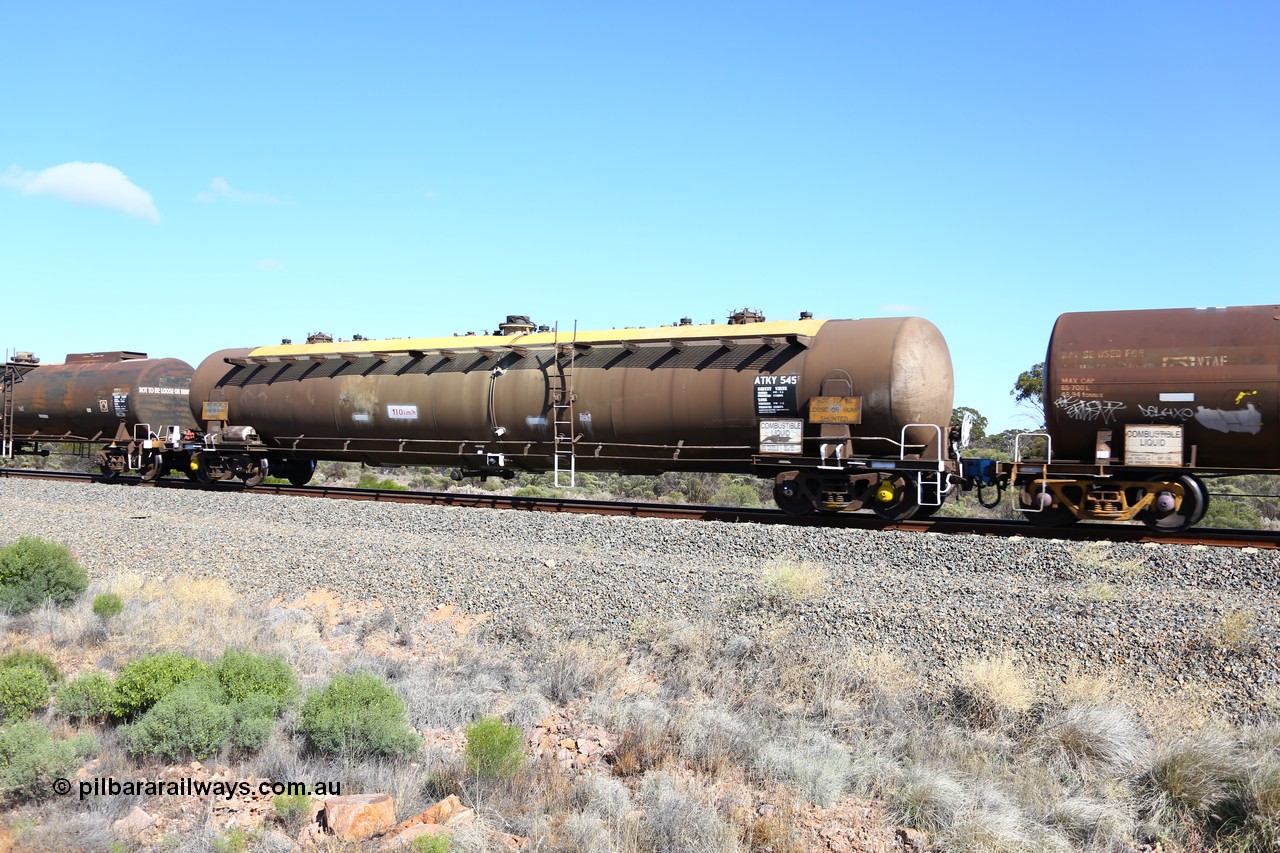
[2,467,1276,549]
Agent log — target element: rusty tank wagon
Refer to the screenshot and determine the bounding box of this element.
[1009,304,1280,531]
[0,351,197,479]
[189,311,957,518]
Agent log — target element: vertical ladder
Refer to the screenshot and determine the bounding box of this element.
[551,321,577,487]
[1,361,19,459]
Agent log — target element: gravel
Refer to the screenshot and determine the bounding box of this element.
[1,479,1276,718]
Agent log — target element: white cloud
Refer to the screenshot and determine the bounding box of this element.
[1,162,159,222]
[258,259,284,271]
[196,177,283,204]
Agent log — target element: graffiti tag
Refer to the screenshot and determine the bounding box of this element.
[1055,395,1126,424]
[1138,404,1194,421]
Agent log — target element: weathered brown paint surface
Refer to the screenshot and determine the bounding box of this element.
[191,317,954,472]
[9,357,196,440]
[1045,305,1280,469]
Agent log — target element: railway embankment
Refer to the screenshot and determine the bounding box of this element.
[1,479,1275,718]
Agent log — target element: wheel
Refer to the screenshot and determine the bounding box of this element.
[186,454,213,484]
[870,476,919,521]
[773,476,816,516]
[95,451,120,480]
[1140,474,1208,532]
[139,454,163,482]
[287,466,314,487]
[240,457,267,488]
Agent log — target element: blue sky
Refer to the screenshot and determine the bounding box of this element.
[2,1,1276,433]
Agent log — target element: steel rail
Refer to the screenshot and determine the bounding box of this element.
[1,467,1276,549]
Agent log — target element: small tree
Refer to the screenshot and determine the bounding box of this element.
[951,407,988,441]
[1012,363,1045,409]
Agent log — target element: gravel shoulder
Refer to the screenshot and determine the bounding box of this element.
[2,479,1276,720]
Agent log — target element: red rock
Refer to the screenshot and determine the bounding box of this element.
[324,793,396,841]
[384,794,475,844]
[113,806,155,837]
[383,822,448,850]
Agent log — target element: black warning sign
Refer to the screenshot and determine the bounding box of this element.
[754,374,798,416]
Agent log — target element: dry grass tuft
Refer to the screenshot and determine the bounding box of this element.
[1212,609,1259,652]
[811,648,918,726]
[611,700,676,777]
[1083,579,1117,603]
[755,728,851,808]
[121,574,250,657]
[952,656,1034,729]
[1072,542,1146,578]
[677,706,756,774]
[1142,728,1248,838]
[887,765,968,836]
[541,639,623,704]
[1041,703,1150,778]
[1046,795,1134,848]
[635,770,739,853]
[756,557,828,602]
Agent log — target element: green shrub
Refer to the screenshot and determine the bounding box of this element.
[91,592,124,620]
[0,666,51,722]
[215,650,297,714]
[0,537,89,614]
[355,473,408,490]
[122,680,233,760]
[711,482,763,508]
[1200,495,1262,530]
[110,652,210,719]
[211,826,249,853]
[0,650,61,684]
[411,834,451,853]
[55,672,114,723]
[0,720,96,802]
[513,485,558,498]
[299,673,420,759]
[230,694,277,751]
[273,790,314,834]
[464,716,524,779]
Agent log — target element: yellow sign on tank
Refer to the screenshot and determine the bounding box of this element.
[808,396,863,424]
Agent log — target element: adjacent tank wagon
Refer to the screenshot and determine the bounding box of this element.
[1,351,197,479]
[1012,304,1279,530]
[190,312,956,517]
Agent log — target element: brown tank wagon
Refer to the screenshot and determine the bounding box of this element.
[189,312,957,518]
[1011,304,1280,531]
[0,352,197,479]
